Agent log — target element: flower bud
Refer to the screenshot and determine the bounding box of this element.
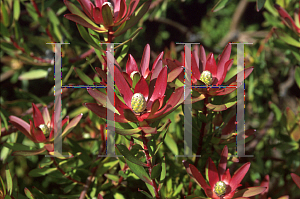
[214,181,227,196]
[102,2,114,15]
[131,93,146,113]
[200,70,213,85]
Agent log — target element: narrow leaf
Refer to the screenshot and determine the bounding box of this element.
[24,187,35,199]
[28,167,57,177]
[19,70,48,80]
[116,144,149,167]
[5,166,12,195]
[126,160,152,185]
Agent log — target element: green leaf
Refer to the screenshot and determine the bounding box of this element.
[164,133,178,156]
[1,1,10,27]
[274,29,300,47]
[291,124,300,142]
[74,67,94,85]
[145,183,156,198]
[116,40,131,63]
[269,101,282,121]
[5,166,12,195]
[160,157,166,183]
[256,0,266,12]
[286,107,296,131]
[3,143,37,151]
[116,144,149,167]
[0,176,6,196]
[13,0,20,20]
[115,127,141,135]
[104,174,120,182]
[139,188,154,199]
[211,0,231,12]
[206,101,236,112]
[0,22,10,37]
[19,70,48,80]
[28,167,57,177]
[151,164,161,179]
[25,3,38,21]
[172,183,183,197]
[113,1,151,36]
[24,187,35,199]
[77,24,101,50]
[13,148,46,156]
[295,67,300,89]
[126,160,152,185]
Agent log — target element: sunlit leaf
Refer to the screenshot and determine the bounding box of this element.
[116,144,149,167]
[28,167,57,177]
[19,70,48,80]
[5,166,12,195]
[126,160,152,185]
[24,187,35,199]
[211,0,231,12]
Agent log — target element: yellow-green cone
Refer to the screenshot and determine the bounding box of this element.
[39,124,51,137]
[131,93,146,113]
[200,70,213,85]
[214,181,227,196]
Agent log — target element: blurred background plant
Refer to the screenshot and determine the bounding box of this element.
[1,0,300,198]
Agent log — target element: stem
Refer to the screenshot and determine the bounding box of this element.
[51,157,85,186]
[194,96,208,168]
[141,131,160,199]
[107,27,113,43]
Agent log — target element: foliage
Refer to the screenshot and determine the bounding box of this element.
[1,0,300,199]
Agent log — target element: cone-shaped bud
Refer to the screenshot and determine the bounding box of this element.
[200,70,213,85]
[131,93,146,113]
[214,181,227,196]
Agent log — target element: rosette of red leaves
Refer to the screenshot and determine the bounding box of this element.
[85,46,184,125]
[9,103,82,154]
[64,0,151,37]
[183,146,266,199]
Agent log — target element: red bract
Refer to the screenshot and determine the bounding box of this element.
[64,0,150,36]
[9,103,82,153]
[167,44,253,96]
[85,46,184,124]
[183,146,266,198]
[275,2,300,35]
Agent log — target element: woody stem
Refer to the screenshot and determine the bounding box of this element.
[141,131,160,199]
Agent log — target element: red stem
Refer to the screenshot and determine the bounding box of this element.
[107,27,113,43]
[141,131,160,199]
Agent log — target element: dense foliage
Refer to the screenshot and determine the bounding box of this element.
[1,0,300,198]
